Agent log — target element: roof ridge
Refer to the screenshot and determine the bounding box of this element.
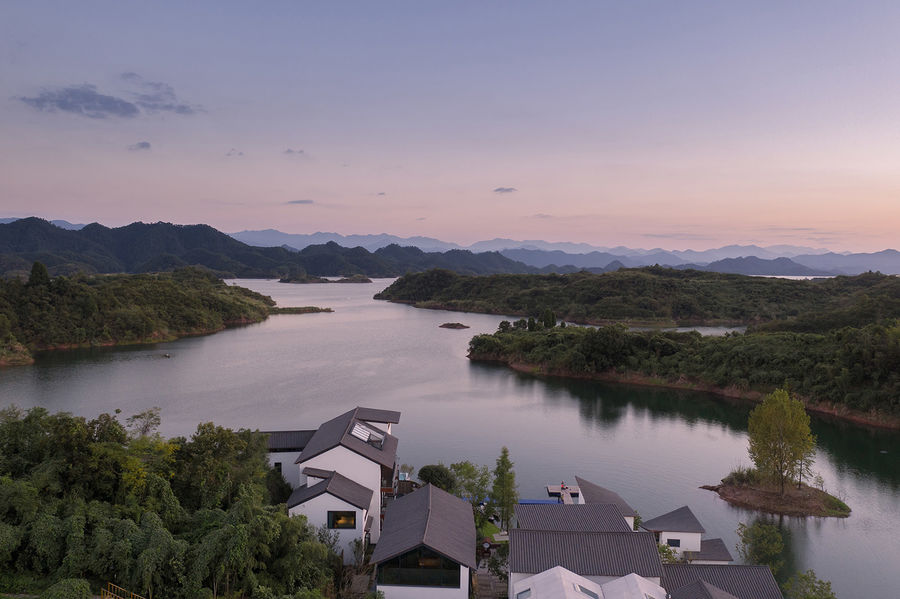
[422,484,433,544]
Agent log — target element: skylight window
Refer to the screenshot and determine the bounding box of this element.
[350,421,385,448]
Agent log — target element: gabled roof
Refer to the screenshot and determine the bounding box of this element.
[662,564,783,599]
[512,565,606,599]
[669,580,740,599]
[371,484,476,570]
[286,470,374,511]
[515,503,632,533]
[642,506,706,534]
[355,407,401,424]
[263,429,316,452]
[685,538,734,563]
[601,572,669,599]
[296,407,399,469]
[509,530,663,578]
[302,466,334,479]
[574,475,636,517]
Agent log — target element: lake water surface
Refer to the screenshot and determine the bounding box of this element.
[2,279,897,597]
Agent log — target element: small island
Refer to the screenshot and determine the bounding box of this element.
[279,273,372,284]
[703,389,850,518]
[269,306,333,314]
[439,322,470,329]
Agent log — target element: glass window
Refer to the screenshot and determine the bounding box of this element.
[328,511,356,529]
[577,584,599,599]
[274,462,282,473]
[376,546,461,587]
[516,590,532,599]
[667,538,681,547]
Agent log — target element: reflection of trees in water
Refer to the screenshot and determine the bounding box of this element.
[468,361,900,489]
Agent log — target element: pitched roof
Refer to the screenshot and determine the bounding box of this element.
[296,407,399,469]
[515,503,632,533]
[685,538,734,563]
[601,572,669,599]
[286,470,374,511]
[509,530,663,578]
[371,484,476,569]
[642,506,706,534]
[302,466,334,479]
[574,475,636,517]
[512,566,606,599]
[355,407,401,424]
[669,580,741,599]
[263,429,316,452]
[662,564,784,599]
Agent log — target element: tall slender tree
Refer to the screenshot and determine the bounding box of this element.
[747,389,816,494]
[491,447,518,531]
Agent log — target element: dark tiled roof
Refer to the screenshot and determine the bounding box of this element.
[509,530,663,578]
[263,429,316,451]
[669,580,740,599]
[296,407,399,469]
[685,538,734,563]
[662,564,784,599]
[515,503,631,533]
[355,407,401,424]
[573,475,636,517]
[642,506,706,534]
[286,470,374,511]
[371,484,476,569]
[302,467,334,479]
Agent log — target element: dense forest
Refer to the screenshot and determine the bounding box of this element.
[376,267,900,329]
[0,264,274,365]
[0,218,540,278]
[376,268,900,420]
[0,406,341,598]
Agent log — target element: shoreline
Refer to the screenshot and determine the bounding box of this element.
[700,482,851,518]
[470,356,900,431]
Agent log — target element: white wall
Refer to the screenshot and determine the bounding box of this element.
[623,515,635,530]
[288,493,366,565]
[300,445,384,541]
[659,531,702,554]
[267,450,302,489]
[378,565,468,599]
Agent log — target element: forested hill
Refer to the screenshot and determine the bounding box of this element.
[0,265,274,365]
[375,267,900,329]
[0,218,540,278]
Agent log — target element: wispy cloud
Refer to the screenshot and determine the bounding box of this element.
[531,213,553,219]
[128,141,151,151]
[19,84,139,119]
[225,148,244,157]
[19,74,202,119]
[120,72,202,115]
[283,148,305,156]
[493,187,517,194]
[286,199,314,205]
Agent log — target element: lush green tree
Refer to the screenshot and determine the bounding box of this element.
[736,521,784,575]
[39,578,91,599]
[748,389,816,494]
[449,461,494,531]
[27,262,51,288]
[491,447,518,531]
[418,464,456,492]
[783,569,837,599]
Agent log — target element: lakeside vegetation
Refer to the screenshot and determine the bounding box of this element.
[376,267,900,328]
[0,406,341,598]
[0,264,276,366]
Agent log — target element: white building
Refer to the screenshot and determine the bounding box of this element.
[574,476,638,530]
[264,429,316,490]
[372,484,476,599]
[512,566,669,599]
[641,506,705,555]
[287,469,373,564]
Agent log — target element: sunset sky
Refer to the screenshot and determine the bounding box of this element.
[2,2,899,251]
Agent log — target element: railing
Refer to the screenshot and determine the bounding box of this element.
[101,582,148,599]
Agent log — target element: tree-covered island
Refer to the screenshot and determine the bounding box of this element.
[0,263,329,366]
[375,267,900,427]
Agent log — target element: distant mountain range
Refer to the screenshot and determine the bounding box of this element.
[0,218,539,278]
[3,218,897,276]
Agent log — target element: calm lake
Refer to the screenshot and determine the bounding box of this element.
[2,279,898,597]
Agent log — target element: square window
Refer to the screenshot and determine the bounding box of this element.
[328,511,356,529]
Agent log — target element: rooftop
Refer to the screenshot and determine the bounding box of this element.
[685,538,734,563]
[515,503,632,533]
[263,429,316,452]
[574,475,637,517]
[509,530,663,578]
[669,579,740,599]
[371,484,477,570]
[296,407,400,469]
[661,564,783,599]
[642,506,706,534]
[286,470,374,511]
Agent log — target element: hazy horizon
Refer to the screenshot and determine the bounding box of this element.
[3,3,900,252]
